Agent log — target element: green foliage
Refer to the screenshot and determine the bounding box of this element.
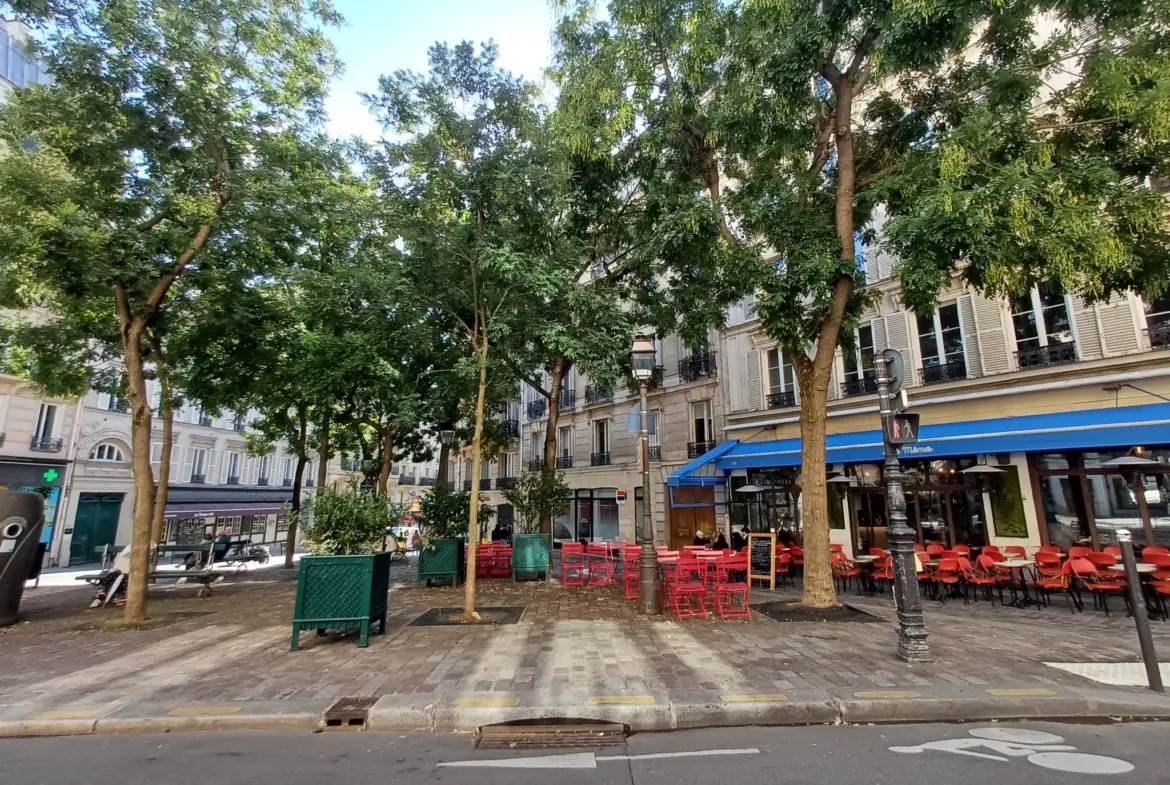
[416,484,494,544]
[826,482,845,531]
[504,472,573,535]
[302,487,394,556]
[991,471,1028,539]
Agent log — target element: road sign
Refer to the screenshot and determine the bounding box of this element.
[884,412,920,444]
[616,490,627,505]
[626,403,657,433]
[882,348,905,395]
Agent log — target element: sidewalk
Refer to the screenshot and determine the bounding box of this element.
[2,557,1169,736]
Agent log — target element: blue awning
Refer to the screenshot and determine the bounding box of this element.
[667,439,739,487]
[717,402,1170,470]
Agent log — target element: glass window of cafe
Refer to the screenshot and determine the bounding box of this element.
[553,488,620,543]
[1033,448,1170,549]
[729,470,802,543]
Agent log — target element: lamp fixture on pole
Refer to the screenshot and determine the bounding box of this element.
[631,333,659,614]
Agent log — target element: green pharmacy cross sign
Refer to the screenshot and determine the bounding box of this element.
[42,468,60,483]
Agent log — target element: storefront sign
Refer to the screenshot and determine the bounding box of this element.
[748,532,776,590]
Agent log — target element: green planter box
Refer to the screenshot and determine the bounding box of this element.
[511,532,551,581]
[418,537,464,586]
[290,552,390,650]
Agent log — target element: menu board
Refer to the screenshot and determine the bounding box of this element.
[748,532,776,589]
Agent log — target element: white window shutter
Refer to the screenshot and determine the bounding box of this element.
[871,315,889,353]
[1072,298,1104,360]
[957,294,982,378]
[207,450,219,485]
[1098,292,1141,356]
[884,312,916,387]
[181,447,195,483]
[168,443,182,480]
[972,292,1011,375]
[745,348,762,411]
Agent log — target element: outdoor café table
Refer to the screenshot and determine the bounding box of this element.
[850,554,881,593]
[994,558,1038,608]
[1107,563,1160,616]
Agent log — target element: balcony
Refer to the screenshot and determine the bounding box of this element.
[558,389,576,409]
[198,414,212,427]
[591,452,612,466]
[233,416,246,432]
[585,384,613,406]
[480,478,493,491]
[679,352,717,382]
[1148,322,1170,350]
[258,477,269,487]
[766,390,796,409]
[527,458,544,472]
[109,400,129,414]
[29,438,62,453]
[399,475,417,486]
[227,475,240,485]
[502,419,520,437]
[305,478,314,488]
[340,456,365,472]
[463,480,473,491]
[282,478,293,487]
[190,474,206,484]
[648,445,661,462]
[496,476,517,491]
[840,376,878,398]
[556,456,573,469]
[687,441,717,459]
[627,365,665,393]
[1016,341,1078,370]
[526,399,548,420]
[420,476,436,487]
[919,360,969,386]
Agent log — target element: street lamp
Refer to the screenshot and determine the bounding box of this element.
[631,334,659,615]
[438,429,456,489]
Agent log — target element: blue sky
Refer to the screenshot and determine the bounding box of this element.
[325,0,560,140]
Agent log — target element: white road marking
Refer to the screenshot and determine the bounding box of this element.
[1027,752,1135,775]
[438,748,760,769]
[891,728,1134,775]
[1046,661,1170,687]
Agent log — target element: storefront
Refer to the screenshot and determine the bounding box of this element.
[554,488,621,543]
[0,460,67,547]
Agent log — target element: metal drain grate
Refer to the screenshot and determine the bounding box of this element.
[476,721,626,749]
[323,697,377,731]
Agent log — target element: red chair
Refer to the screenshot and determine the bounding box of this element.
[623,549,641,600]
[871,555,894,593]
[713,556,751,621]
[1036,559,1080,613]
[1004,545,1028,558]
[1068,546,1091,559]
[830,543,845,554]
[1037,545,1062,555]
[965,556,1003,605]
[913,543,926,553]
[983,549,1006,563]
[1143,546,1170,563]
[869,547,886,557]
[1069,557,1128,616]
[953,544,971,556]
[926,543,944,557]
[932,557,964,603]
[667,558,709,620]
[789,545,804,577]
[830,551,862,594]
[1103,545,1122,558]
[775,552,793,587]
[475,544,494,579]
[587,543,615,587]
[490,545,512,579]
[1087,552,1119,571]
[561,543,585,587]
[941,549,961,560]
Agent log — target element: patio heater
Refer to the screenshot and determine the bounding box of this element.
[827,473,853,551]
[960,464,1003,546]
[1102,454,1162,546]
[631,333,660,615]
[734,484,766,535]
[439,429,456,489]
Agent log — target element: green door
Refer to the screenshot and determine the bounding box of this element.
[70,493,123,565]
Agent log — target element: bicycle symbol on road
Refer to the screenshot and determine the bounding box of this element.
[890,727,1134,775]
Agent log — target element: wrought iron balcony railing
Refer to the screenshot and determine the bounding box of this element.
[679,352,717,382]
[1016,341,1078,370]
[919,360,969,386]
[687,441,717,459]
[591,451,612,466]
[766,390,796,409]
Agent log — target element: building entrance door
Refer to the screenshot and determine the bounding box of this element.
[69,493,123,565]
[667,487,716,550]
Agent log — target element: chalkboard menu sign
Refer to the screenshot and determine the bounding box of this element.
[748,532,776,589]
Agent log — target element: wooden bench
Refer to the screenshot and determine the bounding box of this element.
[77,543,222,605]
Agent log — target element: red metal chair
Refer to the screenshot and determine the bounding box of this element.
[829,543,845,554]
[1037,545,1062,555]
[667,558,709,620]
[871,555,894,593]
[1004,545,1028,558]
[713,555,751,621]
[830,551,862,594]
[775,552,793,587]
[953,544,971,556]
[1069,557,1128,616]
[587,543,615,587]
[1102,545,1122,558]
[869,547,886,557]
[965,555,1003,605]
[1068,545,1091,559]
[932,557,964,603]
[913,543,926,553]
[789,545,804,577]
[1143,546,1170,563]
[623,548,641,599]
[941,549,961,560]
[561,543,585,587]
[926,543,945,557]
[490,545,512,579]
[1087,552,1119,571]
[1036,559,1079,613]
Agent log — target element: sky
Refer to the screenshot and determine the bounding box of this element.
[324,0,560,140]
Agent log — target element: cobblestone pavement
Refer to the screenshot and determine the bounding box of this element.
[2,556,1168,710]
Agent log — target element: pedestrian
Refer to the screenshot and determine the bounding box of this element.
[712,531,729,551]
[692,530,711,547]
[491,521,509,543]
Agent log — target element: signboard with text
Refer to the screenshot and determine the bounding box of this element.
[747,532,776,590]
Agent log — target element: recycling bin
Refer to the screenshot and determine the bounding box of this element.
[0,492,46,627]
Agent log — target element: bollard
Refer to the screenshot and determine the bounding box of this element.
[1117,529,1164,693]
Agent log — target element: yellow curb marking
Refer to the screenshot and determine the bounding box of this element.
[589,696,655,705]
[720,695,788,703]
[167,706,243,717]
[853,691,921,699]
[453,698,521,708]
[986,688,1057,697]
[26,710,101,720]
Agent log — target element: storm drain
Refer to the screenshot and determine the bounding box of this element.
[476,719,627,749]
[323,697,377,730]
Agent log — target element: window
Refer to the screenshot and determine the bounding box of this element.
[283,457,293,482]
[592,419,610,454]
[89,443,125,462]
[102,392,128,412]
[1011,284,1073,350]
[191,448,207,482]
[226,452,240,482]
[917,302,966,383]
[447,459,456,484]
[500,452,516,478]
[531,431,543,466]
[1144,293,1170,349]
[843,323,876,384]
[766,348,796,407]
[33,403,56,442]
[257,455,270,483]
[480,460,491,480]
[691,400,714,444]
[558,425,572,458]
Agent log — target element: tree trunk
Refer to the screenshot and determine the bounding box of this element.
[284,412,309,568]
[539,355,564,533]
[376,428,394,497]
[460,337,490,622]
[315,423,329,490]
[121,326,156,624]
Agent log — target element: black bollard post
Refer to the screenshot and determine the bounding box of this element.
[1117,529,1163,693]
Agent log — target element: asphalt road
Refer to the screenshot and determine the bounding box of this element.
[0,721,1163,785]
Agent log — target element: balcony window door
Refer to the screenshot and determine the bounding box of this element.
[692,400,713,444]
[1011,284,1075,366]
[917,302,966,384]
[842,323,876,395]
[766,348,796,407]
[558,425,572,467]
[501,452,516,478]
[257,455,270,484]
[226,452,240,483]
[593,420,609,455]
[531,431,543,468]
[1144,293,1170,348]
[191,448,207,482]
[648,409,662,461]
[33,403,56,443]
[283,457,293,484]
[480,459,491,480]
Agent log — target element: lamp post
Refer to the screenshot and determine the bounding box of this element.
[631,334,659,615]
[439,429,455,490]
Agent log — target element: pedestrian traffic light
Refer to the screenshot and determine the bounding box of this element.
[883,413,920,445]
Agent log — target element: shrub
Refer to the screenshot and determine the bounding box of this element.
[417,484,494,547]
[302,487,395,555]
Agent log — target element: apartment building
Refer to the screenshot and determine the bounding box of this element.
[676,212,1170,557]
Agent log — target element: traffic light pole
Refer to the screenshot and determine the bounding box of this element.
[876,356,932,663]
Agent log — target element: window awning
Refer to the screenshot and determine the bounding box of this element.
[667,439,739,487]
[716,402,1170,471]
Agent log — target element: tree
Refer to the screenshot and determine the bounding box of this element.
[367,42,574,620]
[0,0,340,622]
[503,471,573,535]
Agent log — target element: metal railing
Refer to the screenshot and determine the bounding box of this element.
[559,389,576,409]
[29,438,62,452]
[527,458,544,472]
[399,475,417,486]
[591,451,612,466]
[1147,322,1170,350]
[420,476,436,486]
[919,361,969,386]
[679,352,717,382]
[1016,341,1078,370]
[526,399,548,419]
[767,390,796,409]
[282,478,293,487]
[627,365,665,393]
[840,376,878,398]
[305,478,315,488]
[556,456,573,469]
[257,477,269,487]
[233,417,246,432]
[463,480,473,491]
[480,478,492,491]
[584,384,613,405]
[227,475,239,485]
[687,441,717,459]
[190,474,206,484]
[496,477,517,491]
[198,414,212,427]
[502,419,520,437]
[648,445,661,462]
